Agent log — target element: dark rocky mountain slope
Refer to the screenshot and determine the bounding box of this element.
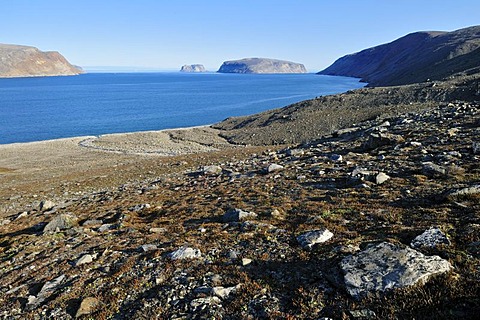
[0,43,83,78]
[318,25,480,86]
[218,58,307,74]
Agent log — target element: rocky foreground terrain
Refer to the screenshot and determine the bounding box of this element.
[1,99,479,319]
[0,43,82,78]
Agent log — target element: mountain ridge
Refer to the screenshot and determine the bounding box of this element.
[318,25,480,86]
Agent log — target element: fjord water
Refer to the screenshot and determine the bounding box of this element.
[0,73,364,144]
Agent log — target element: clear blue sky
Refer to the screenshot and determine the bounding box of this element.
[1,0,478,71]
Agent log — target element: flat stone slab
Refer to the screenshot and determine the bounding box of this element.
[341,242,452,299]
[297,229,333,250]
[169,246,202,260]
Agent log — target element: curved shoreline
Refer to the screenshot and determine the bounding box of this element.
[76,125,237,156]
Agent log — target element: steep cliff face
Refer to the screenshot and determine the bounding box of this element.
[318,25,480,86]
[218,58,307,74]
[180,64,206,72]
[0,44,83,78]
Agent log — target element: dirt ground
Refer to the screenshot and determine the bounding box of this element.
[0,128,267,217]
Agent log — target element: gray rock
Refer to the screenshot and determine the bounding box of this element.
[149,227,167,233]
[350,309,377,319]
[43,213,78,233]
[227,250,239,259]
[266,163,284,173]
[362,133,405,151]
[472,141,480,154]
[285,148,304,156]
[297,229,334,250]
[180,64,206,72]
[129,203,151,212]
[422,162,447,177]
[270,208,285,220]
[212,285,239,299]
[75,296,101,318]
[341,242,452,299]
[190,296,221,308]
[329,154,343,162]
[375,172,390,184]
[82,219,102,226]
[98,224,113,232]
[169,246,202,260]
[411,227,451,248]
[140,244,158,252]
[26,274,66,309]
[446,185,480,199]
[75,254,95,267]
[40,200,56,211]
[16,211,29,220]
[223,208,257,222]
[334,126,360,137]
[202,165,222,175]
[242,258,252,266]
[351,167,375,178]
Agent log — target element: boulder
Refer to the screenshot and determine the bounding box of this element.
[265,163,284,173]
[375,172,390,185]
[202,165,223,175]
[75,297,101,318]
[222,208,257,222]
[26,274,66,310]
[297,229,334,250]
[341,242,452,299]
[169,246,202,260]
[411,227,451,248]
[43,214,78,233]
[422,162,447,177]
[75,254,95,267]
[40,200,56,211]
[362,133,405,151]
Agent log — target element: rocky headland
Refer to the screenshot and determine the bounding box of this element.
[180,64,207,72]
[318,25,480,86]
[0,44,83,78]
[0,26,479,319]
[218,58,307,74]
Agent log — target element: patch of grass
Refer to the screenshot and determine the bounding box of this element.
[0,167,15,174]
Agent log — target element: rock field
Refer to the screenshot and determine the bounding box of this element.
[1,101,479,319]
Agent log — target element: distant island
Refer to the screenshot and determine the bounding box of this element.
[218,58,307,74]
[0,43,83,78]
[318,25,480,86]
[180,64,206,72]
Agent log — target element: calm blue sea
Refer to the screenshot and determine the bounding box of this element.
[0,73,364,144]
